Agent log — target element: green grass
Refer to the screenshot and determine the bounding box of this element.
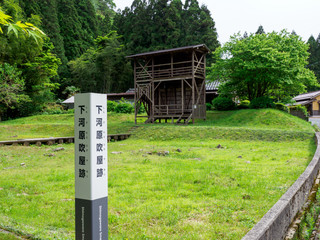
[0,109,317,239]
[0,112,136,140]
[0,109,314,141]
[0,231,21,240]
[200,109,313,131]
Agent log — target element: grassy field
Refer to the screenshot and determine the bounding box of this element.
[0,109,317,239]
[0,112,136,140]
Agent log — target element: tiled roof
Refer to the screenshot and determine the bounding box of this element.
[293,90,320,101]
[206,80,220,91]
[291,100,313,106]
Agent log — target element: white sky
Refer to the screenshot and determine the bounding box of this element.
[113,0,320,45]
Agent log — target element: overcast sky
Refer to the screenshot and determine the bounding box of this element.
[113,0,320,45]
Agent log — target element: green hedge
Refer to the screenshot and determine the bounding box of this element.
[212,97,236,110]
[250,97,275,109]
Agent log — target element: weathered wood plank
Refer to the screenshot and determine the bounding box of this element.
[0,134,131,146]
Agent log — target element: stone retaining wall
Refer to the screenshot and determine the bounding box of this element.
[242,132,320,240]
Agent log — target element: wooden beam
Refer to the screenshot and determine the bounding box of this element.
[154,82,161,91]
[171,53,173,77]
[196,79,205,105]
[137,58,152,79]
[192,50,195,124]
[194,54,204,74]
[183,79,192,89]
[182,79,184,114]
[134,60,137,124]
[152,56,155,124]
[204,54,207,120]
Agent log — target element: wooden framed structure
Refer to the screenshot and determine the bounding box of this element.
[127,44,210,124]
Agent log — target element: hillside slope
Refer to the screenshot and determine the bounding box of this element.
[132,109,315,142]
[0,109,314,141]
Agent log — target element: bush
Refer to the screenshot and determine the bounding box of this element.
[274,103,289,113]
[212,97,236,111]
[115,101,134,114]
[238,100,250,109]
[206,103,212,110]
[135,103,145,114]
[42,103,65,115]
[249,97,275,109]
[107,101,118,112]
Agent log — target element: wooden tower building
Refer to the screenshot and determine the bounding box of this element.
[127,44,210,124]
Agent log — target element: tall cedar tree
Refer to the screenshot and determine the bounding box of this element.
[20,0,103,61]
[307,34,320,85]
[19,0,113,95]
[114,0,219,63]
[255,25,265,34]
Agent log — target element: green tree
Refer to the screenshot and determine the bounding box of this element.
[0,5,61,118]
[307,34,320,85]
[0,6,44,43]
[19,0,115,96]
[209,31,318,101]
[19,0,67,65]
[0,63,29,120]
[69,31,132,93]
[114,0,219,61]
[255,25,265,34]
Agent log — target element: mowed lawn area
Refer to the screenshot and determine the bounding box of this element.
[0,112,136,140]
[0,109,317,239]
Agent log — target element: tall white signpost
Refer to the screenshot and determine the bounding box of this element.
[74,93,108,240]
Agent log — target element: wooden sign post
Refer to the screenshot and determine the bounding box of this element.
[74,93,108,240]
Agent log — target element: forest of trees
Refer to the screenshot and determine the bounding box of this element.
[307,34,320,85]
[0,0,320,120]
[0,0,220,119]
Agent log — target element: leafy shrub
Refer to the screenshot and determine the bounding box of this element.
[115,101,134,113]
[274,103,289,113]
[289,105,309,117]
[212,97,236,111]
[238,100,250,109]
[206,103,212,110]
[249,97,275,109]
[107,101,118,112]
[42,103,65,115]
[136,103,145,114]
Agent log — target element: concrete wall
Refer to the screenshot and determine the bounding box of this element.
[242,133,320,240]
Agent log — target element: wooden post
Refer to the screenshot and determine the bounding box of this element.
[134,60,137,124]
[192,50,195,124]
[171,53,173,78]
[204,53,207,120]
[152,57,155,123]
[182,79,184,116]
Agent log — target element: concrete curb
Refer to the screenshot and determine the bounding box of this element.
[242,132,320,240]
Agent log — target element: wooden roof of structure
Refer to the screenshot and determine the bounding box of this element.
[126,44,210,59]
